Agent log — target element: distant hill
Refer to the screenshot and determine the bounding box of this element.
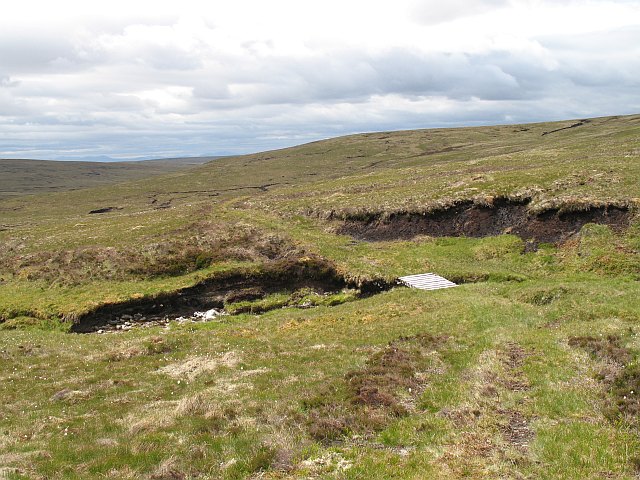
[0,156,221,198]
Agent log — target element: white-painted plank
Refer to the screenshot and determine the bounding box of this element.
[397,273,458,291]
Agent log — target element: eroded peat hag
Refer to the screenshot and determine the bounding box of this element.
[70,257,391,333]
[338,198,632,245]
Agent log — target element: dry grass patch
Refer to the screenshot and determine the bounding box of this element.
[174,392,211,417]
[149,456,186,480]
[124,400,179,435]
[298,452,353,477]
[49,388,90,403]
[0,467,22,479]
[158,351,240,381]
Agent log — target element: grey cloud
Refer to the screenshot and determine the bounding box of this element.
[191,49,548,108]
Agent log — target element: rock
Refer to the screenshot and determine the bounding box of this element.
[50,388,73,401]
[50,388,87,402]
[121,314,133,320]
[192,308,222,321]
[97,329,104,334]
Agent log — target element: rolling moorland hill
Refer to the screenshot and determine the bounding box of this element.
[0,114,639,479]
[0,156,217,199]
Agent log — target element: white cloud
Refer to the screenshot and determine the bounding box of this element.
[0,0,639,159]
[410,0,510,26]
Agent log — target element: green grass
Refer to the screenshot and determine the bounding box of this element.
[1,114,640,478]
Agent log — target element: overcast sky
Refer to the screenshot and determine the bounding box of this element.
[1,0,639,160]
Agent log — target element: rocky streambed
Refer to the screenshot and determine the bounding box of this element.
[92,308,227,334]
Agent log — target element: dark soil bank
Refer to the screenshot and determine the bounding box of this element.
[338,199,631,244]
[71,257,344,332]
[71,257,392,333]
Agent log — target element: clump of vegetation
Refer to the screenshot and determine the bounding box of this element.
[303,334,447,442]
[519,286,569,306]
[568,335,632,366]
[0,315,42,330]
[607,364,640,426]
[568,334,640,428]
[225,292,290,315]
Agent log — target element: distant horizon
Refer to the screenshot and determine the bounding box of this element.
[0,154,226,163]
[2,111,638,162]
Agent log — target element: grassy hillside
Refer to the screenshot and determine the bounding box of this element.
[0,157,217,198]
[0,114,639,479]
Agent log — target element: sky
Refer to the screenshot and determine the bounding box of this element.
[0,0,639,161]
